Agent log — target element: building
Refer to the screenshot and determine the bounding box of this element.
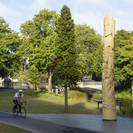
[0,77,18,88]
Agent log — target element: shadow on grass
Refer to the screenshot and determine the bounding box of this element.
[0,89,99,115]
[68,103,97,114]
[26,97,98,114]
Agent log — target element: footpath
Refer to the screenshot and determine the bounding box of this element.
[0,111,103,133]
[27,114,133,133]
[0,111,133,133]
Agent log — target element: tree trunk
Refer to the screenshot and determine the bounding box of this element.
[48,67,52,93]
[131,79,133,97]
[35,84,37,91]
[131,79,133,107]
[64,84,68,113]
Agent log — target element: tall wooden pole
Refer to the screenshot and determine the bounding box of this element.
[102,15,116,120]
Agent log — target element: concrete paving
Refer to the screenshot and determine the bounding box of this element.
[0,111,133,133]
[0,111,103,133]
[27,114,133,133]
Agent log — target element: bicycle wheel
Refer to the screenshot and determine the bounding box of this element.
[12,107,18,117]
[21,106,26,118]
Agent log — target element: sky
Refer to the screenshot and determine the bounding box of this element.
[0,0,133,35]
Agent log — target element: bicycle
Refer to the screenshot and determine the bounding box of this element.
[12,101,26,118]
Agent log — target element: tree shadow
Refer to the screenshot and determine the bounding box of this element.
[68,102,101,115]
[26,97,99,115]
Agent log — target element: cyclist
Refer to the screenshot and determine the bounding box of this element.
[13,89,25,112]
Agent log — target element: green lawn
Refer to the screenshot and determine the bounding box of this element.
[0,123,32,133]
[0,89,98,114]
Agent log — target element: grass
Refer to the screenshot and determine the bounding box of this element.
[0,123,32,133]
[0,89,98,114]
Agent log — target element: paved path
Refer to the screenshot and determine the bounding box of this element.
[27,114,133,133]
[1,111,133,133]
[0,111,103,133]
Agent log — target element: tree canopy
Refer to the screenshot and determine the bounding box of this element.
[55,5,80,87]
[114,30,133,83]
[1,7,133,92]
[0,17,21,78]
[20,9,59,71]
[75,24,102,80]
[20,9,59,92]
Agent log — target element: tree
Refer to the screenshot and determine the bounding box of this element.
[13,70,29,82]
[92,44,103,81]
[0,17,21,78]
[114,30,133,90]
[28,65,40,90]
[75,24,102,80]
[20,9,59,93]
[55,5,80,113]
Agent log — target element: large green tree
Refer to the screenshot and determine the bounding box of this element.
[20,9,59,92]
[114,30,133,90]
[55,5,80,112]
[0,17,21,78]
[75,24,102,80]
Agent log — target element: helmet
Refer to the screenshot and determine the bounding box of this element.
[18,89,23,92]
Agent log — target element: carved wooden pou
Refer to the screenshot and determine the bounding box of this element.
[102,15,116,120]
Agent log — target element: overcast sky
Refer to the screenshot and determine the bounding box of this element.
[0,0,133,35]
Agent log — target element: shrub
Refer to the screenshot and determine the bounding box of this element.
[68,90,88,102]
[120,107,133,116]
[92,93,102,100]
[115,88,133,116]
[115,88,133,100]
[60,90,88,102]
